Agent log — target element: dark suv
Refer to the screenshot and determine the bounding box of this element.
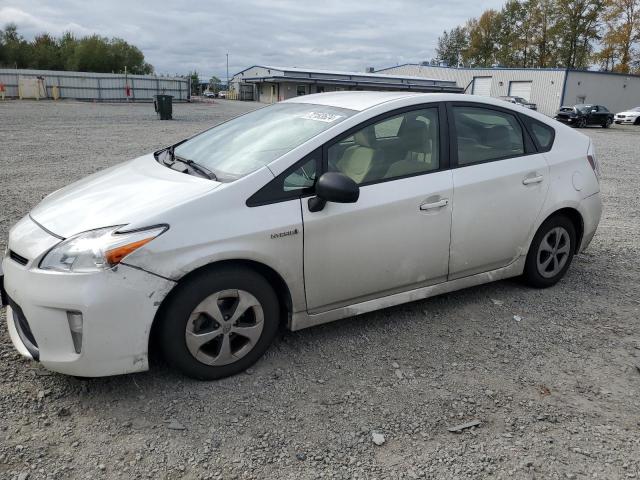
[555,104,614,128]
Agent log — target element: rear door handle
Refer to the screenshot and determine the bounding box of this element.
[420,198,449,211]
[522,175,544,185]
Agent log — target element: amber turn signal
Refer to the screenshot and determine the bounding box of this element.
[105,237,155,266]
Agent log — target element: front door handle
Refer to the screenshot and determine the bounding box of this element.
[522,175,544,185]
[419,198,449,211]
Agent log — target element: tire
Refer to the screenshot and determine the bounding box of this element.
[158,266,280,380]
[577,118,587,128]
[602,118,612,128]
[635,117,640,126]
[523,215,577,288]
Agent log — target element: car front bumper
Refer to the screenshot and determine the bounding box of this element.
[614,117,637,124]
[555,116,576,125]
[2,218,175,377]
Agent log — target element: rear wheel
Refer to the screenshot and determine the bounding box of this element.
[158,266,280,380]
[523,215,576,288]
[602,118,612,128]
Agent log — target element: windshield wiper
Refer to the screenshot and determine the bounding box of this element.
[164,146,217,181]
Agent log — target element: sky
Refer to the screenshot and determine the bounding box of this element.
[0,0,506,80]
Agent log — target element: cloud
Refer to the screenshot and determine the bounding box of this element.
[0,6,91,37]
[1,0,506,78]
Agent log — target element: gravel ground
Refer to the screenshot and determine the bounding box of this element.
[1,100,639,480]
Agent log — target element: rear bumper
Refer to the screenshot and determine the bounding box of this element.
[578,192,602,253]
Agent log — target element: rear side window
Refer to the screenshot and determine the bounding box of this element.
[452,106,525,165]
[521,116,555,152]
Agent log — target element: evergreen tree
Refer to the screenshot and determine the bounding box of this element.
[436,26,468,66]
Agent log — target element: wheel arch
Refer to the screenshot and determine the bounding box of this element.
[148,259,294,359]
[539,207,584,253]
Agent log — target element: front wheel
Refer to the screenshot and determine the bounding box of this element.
[158,266,280,380]
[576,118,587,128]
[523,215,576,288]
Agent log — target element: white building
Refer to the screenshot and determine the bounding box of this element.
[229,65,462,103]
[376,64,640,116]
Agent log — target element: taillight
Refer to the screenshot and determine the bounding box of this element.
[587,154,600,181]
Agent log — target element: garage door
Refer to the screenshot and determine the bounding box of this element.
[472,76,492,96]
[508,81,532,101]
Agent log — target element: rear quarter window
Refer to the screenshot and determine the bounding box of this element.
[521,116,555,152]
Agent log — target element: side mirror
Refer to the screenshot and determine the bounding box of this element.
[308,172,359,212]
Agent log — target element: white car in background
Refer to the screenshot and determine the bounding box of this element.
[614,107,640,125]
[1,92,602,380]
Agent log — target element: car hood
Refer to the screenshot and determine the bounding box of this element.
[617,110,640,116]
[30,154,220,238]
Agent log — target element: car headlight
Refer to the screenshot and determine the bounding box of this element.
[40,225,167,273]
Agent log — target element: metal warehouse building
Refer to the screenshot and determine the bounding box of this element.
[229,65,462,103]
[376,64,640,116]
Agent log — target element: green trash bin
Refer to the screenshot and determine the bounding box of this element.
[154,94,173,120]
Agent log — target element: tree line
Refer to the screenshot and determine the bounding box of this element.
[0,23,153,74]
[435,0,640,74]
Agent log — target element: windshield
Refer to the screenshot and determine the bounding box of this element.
[173,103,355,181]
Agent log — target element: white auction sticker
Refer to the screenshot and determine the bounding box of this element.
[299,112,343,123]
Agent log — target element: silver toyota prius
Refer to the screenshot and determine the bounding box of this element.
[1,91,602,380]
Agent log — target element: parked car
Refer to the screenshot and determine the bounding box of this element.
[1,92,602,380]
[555,104,614,128]
[499,95,537,110]
[218,91,227,99]
[614,106,640,125]
[203,91,216,98]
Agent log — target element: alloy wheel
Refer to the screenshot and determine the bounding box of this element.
[184,289,264,366]
[536,227,571,278]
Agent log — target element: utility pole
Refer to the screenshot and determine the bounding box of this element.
[226,53,229,91]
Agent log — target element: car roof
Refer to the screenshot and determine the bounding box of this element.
[283,91,506,112]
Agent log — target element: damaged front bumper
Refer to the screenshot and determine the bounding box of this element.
[2,217,175,377]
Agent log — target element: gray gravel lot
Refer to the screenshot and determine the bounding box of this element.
[1,100,639,480]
